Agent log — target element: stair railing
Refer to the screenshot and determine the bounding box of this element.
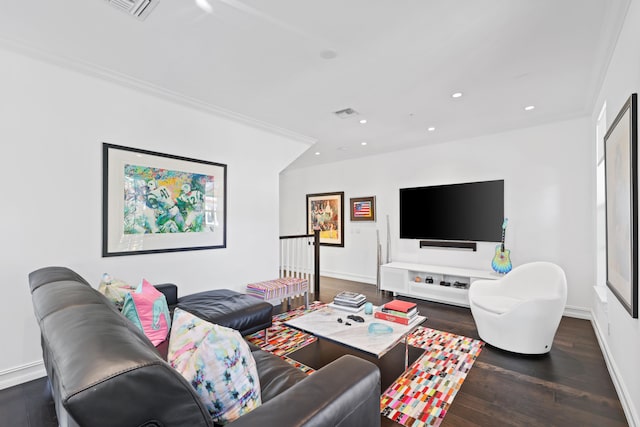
[279,229,320,300]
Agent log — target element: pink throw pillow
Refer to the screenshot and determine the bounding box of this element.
[122,278,171,346]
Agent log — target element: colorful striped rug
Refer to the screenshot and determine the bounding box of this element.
[246,302,323,373]
[246,303,483,427]
[382,327,483,427]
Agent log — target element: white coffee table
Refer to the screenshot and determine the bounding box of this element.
[284,305,426,367]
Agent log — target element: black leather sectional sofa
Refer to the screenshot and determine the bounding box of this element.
[28,266,381,427]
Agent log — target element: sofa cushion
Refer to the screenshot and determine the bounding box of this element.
[98,273,136,311]
[250,349,307,403]
[168,308,261,425]
[122,278,171,346]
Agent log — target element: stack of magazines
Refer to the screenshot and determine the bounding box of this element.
[329,291,367,312]
[374,300,419,325]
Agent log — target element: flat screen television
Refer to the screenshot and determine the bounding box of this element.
[400,179,504,242]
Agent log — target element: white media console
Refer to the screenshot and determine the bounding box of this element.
[380,262,501,307]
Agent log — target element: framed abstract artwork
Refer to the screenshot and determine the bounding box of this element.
[604,93,638,318]
[102,143,227,257]
[350,196,376,222]
[306,191,344,247]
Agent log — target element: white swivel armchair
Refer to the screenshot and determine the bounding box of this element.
[469,262,567,354]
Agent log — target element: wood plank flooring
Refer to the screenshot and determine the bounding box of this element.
[310,277,628,427]
[1,276,628,426]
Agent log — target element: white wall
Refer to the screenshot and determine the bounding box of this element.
[281,118,594,313]
[0,47,309,388]
[591,0,640,424]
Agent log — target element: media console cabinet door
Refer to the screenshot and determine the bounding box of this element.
[381,267,407,293]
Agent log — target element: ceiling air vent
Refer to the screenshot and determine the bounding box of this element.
[334,108,359,119]
[104,0,159,20]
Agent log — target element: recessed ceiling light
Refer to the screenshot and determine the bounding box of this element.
[361,142,368,146]
[524,105,536,111]
[320,49,338,60]
[359,119,367,124]
[452,92,463,98]
[195,0,214,13]
[427,127,436,132]
[314,152,320,156]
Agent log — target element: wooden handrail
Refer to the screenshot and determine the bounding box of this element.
[280,233,314,240]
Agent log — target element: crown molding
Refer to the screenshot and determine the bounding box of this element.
[0,36,317,147]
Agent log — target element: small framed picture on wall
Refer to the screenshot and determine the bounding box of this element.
[350,196,376,222]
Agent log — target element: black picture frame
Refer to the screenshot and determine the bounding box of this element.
[604,93,638,318]
[102,143,227,257]
[306,191,345,247]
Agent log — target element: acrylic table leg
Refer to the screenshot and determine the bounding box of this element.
[405,336,409,369]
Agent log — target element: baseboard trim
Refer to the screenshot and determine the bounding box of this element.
[0,360,46,391]
[563,305,591,320]
[320,270,377,286]
[591,312,638,427]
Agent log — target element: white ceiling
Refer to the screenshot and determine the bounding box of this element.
[0,0,630,170]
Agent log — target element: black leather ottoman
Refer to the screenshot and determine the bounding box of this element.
[176,289,273,336]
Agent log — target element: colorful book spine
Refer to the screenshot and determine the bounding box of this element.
[374,311,412,325]
[381,308,416,318]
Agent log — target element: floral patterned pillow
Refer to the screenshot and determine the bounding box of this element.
[98,273,136,311]
[168,308,261,424]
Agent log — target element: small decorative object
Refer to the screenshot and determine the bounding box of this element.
[364,302,373,315]
[491,218,513,274]
[368,322,393,335]
[306,192,344,247]
[414,276,422,283]
[350,196,376,222]
[425,276,434,284]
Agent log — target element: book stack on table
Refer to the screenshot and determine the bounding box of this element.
[374,299,420,325]
[329,291,367,312]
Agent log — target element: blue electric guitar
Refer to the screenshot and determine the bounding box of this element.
[491,219,512,274]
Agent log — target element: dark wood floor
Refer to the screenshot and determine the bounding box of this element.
[310,277,628,427]
[1,277,628,427]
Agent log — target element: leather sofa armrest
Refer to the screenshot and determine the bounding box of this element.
[154,283,179,306]
[230,354,381,427]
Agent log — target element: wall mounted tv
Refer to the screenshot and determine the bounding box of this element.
[399,179,504,242]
